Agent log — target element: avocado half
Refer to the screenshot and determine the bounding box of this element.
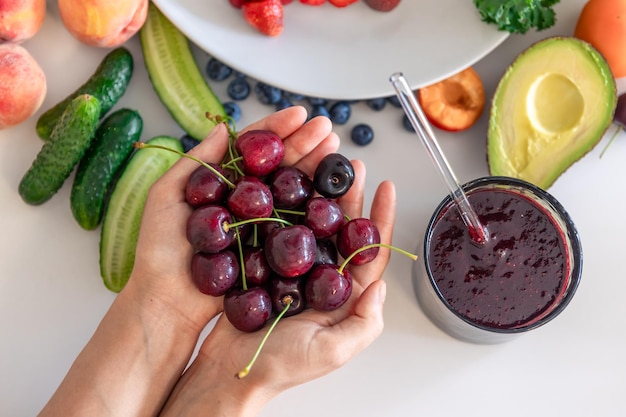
[487,37,617,189]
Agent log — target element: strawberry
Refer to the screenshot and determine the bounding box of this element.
[229,0,247,8]
[328,0,358,6]
[242,0,284,37]
[363,0,401,12]
[300,0,325,5]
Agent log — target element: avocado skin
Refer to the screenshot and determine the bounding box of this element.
[487,36,617,190]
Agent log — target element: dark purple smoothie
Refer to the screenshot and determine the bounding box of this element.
[428,187,571,330]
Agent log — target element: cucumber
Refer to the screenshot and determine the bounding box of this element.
[70,108,143,230]
[99,135,182,292]
[19,94,101,205]
[140,3,225,140]
[36,47,133,141]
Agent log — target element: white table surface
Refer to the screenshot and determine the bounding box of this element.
[2,1,625,416]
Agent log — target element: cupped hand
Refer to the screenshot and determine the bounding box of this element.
[126,106,341,335]
[157,154,397,416]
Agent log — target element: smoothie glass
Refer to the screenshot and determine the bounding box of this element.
[414,176,582,344]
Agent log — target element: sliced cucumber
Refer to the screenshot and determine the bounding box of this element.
[19,94,101,205]
[140,3,225,140]
[71,108,143,230]
[36,47,133,141]
[99,135,182,292]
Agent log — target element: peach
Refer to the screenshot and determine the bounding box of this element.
[0,0,46,43]
[0,43,46,130]
[58,0,148,48]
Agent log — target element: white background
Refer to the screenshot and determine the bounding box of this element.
[2,1,625,416]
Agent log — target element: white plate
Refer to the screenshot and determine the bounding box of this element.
[151,0,508,100]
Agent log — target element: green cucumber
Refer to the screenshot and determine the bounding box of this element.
[140,3,225,140]
[99,135,182,292]
[36,47,133,141]
[70,108,143,230]
[19,94,101,205]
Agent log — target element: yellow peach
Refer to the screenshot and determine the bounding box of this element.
[58,0,148,48]
[0,43,47,129]
[0,0,46,43]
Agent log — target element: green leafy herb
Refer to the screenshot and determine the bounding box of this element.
[473,0,560,34]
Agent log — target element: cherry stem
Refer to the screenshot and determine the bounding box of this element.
[275,208,305,217]
[338,243,418,274]
[224,217,293,232]
[133,142,236,189]
[222,156,243,170]
[236,298,292,379]
[274,208,351,222]
[599,125,622,159]
[234,227,248,291]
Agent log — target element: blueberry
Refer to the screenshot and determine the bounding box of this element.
[386,95,402,108]
[366,98,386,111]
[310,104,330,120]
[180,134,201,153]
[275,97,293,111]
[283,91,305,101]
[307,97,329,106]
[227,77,251,101]
[351,123,374,146]
[223,101,241,123]
[402,115,415,132]
[206,57,232,81]
[255,82,282,105]
[329,101,351,125]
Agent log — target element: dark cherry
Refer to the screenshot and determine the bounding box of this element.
[268,275,307,317]
[191,250,240,296]
[227,176,273,220]
[186,205,236,253]
[264,225,316,278]
[305,264,352,311]
[224,286,272,332]
[234,129,285,176]
[314,238,338,267]
[270,166,314,209]
[242,246,272,286]
[313,153,355,198]
[336,217,380,265]
[185,163,230,208]
[256,220,282,243]
[304,197,345,238]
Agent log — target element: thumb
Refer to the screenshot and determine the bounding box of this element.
[329,279,387,359]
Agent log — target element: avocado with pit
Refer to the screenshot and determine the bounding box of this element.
[487,36,616,189]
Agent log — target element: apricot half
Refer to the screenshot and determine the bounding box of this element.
[417,67,485,132]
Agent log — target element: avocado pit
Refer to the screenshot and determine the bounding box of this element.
[527,73,585,135]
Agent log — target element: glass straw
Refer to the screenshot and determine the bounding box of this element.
[389,72,488,244]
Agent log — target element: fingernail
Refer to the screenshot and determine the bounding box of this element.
[377,280,387,305]
[204,123,224,140]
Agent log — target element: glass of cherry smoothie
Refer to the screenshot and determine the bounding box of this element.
[414,176,582,344]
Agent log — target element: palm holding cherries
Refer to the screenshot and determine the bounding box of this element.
[141,112,416,378]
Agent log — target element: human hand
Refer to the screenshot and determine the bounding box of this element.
[126,105,342,335]
[157,138,397,416]
[37,106,344,417]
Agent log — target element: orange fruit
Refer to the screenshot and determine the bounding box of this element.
[574,0,626,78]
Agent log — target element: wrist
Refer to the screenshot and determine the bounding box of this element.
[159,349,277,417]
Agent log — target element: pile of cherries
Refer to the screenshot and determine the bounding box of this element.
[183,125,383,333]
